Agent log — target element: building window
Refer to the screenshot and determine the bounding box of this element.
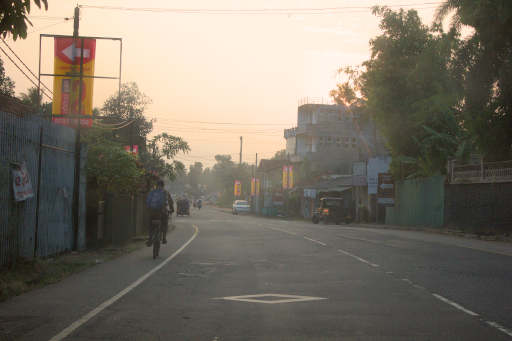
[327,136,332,144]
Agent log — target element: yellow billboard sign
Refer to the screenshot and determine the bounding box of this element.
[52,37,96,127]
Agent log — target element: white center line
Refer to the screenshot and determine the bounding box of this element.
[304,236,327,246]
[431,293,479,317]
[48,225,199,341]
[337,249,379,267]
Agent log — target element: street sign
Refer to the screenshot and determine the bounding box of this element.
[52,37,96,127]
[377,173,394,205]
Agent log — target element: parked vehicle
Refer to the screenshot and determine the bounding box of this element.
[232,200,250,215]
[312,197,352,225]
[177,199,190,216]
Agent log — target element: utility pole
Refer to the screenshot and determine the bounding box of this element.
[255,153,258,170]
[239,136,243,165]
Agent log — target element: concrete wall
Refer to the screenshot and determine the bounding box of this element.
[445,182,512,232]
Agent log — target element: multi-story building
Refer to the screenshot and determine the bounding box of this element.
[284,99,379,174]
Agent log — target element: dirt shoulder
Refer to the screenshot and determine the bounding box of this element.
[0,238,146,303]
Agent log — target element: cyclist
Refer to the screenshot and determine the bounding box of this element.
[146,180,168,246]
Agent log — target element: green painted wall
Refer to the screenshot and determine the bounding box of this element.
[385,175,445,228]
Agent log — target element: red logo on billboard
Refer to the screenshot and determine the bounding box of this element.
[55,38,96,65]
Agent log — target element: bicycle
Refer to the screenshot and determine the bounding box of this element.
[150,218,162,259]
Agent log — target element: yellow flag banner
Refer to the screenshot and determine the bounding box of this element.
[282,166,288,190]
[288,165,294,189]
[234,180,242,197]
[251,178,256,196]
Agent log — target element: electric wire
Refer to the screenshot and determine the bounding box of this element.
[92,119,135,130]
[26,18,72,35]
[79,3,442,15]
[93,118,135,127]
[152,117,290,126]
[0,45,52,101]
[0,38,53,96]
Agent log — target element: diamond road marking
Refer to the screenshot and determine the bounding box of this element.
[214,293,327,304]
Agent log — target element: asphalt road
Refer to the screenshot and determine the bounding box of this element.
[2,206,512,340]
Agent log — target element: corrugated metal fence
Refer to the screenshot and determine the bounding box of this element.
[385,175,445,228]
[0,111,86,267]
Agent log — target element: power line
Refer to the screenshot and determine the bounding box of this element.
[0,45,52,101]
[152,117,291,126]
[79,3,442,15]
[92,119,135,130]
[26,19,72,35]
[28,16,73,20]
[0,38,53,96]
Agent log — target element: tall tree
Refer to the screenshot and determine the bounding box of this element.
[144,132,190,181]
[436,0,512,160]
[0,0,49,40]
[101,82,153,144]
[19,86,51,113]
[331,7,465,178]
[0,57,15,97]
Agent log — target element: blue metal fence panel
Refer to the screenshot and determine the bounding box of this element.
[0,111,83,266]
[35,119,76,257]
[0,112,40,262]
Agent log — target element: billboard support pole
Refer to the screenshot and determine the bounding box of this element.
[37,34,42,116]
[72,6,82,251]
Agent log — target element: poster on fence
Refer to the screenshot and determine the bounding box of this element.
[12,162,34,202]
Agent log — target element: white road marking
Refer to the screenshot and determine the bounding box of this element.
[337,249,379,267]
[486,321,512,337]
[215,293,326,304]
[412,284,425,290]
[303,236,327,246]
[401,278,413,285]
[48,225,199,341]
[431,293,479,317]
[265,225,297,236]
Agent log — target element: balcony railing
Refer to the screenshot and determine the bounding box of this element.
[449,160,512,184]
[298,97,334,106]
[284,127,297,138]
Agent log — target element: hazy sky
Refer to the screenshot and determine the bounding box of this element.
[4,0,439,168]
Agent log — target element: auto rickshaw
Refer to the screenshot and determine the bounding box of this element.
[177,198,190,216]
[312,197,352,225]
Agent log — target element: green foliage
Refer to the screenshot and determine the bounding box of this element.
[143,133,189,181]
[436,0,512,160]
[331,7,465,178]
[85,132,144,199]
[271,149,287,160]
[98,83,189,183]
[0,0,48,40]
[18,86,51,114]
[101,82,153,141]
[0,57,15,97]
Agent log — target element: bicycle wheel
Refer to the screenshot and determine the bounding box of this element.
[152,227,161,259]
[153,236,160,259]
